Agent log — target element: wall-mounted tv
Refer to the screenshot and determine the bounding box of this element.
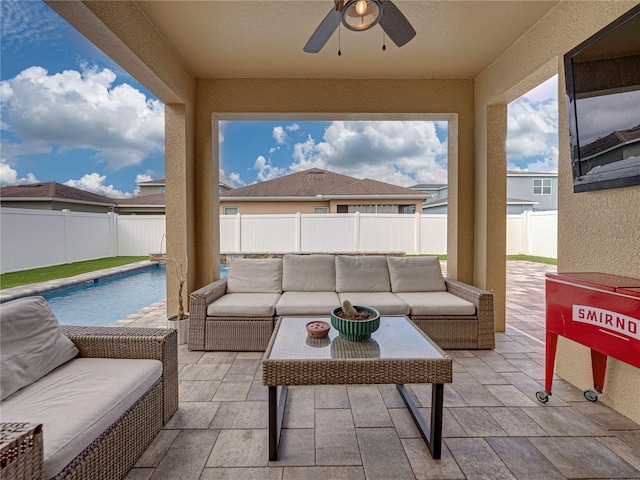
[564,4,640,193]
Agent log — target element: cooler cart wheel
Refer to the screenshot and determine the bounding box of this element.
[583,389,599,402]
[535,390,550,404]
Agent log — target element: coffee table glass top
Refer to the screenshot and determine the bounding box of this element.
[267,316,446,361]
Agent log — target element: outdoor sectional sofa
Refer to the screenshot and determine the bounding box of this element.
[189,254,495,351]
[0,296,178,480]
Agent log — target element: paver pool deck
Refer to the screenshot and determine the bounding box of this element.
[5,261,640,479]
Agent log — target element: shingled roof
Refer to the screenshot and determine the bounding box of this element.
[115,193,166,205]
[0,182,116,205]
[220,168,426,199]
[579,126,640,159]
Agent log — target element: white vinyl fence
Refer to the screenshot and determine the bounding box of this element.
[0,208,165,274]
[506,211,558,259]
[0,208,557,273]
[220,212,448,254]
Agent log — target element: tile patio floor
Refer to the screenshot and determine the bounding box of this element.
[6,261,640,479]
[117,261,640,480]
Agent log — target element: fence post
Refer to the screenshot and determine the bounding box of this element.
[354,212,360,252]
[295,212,302,252]
[235,212,242,253]
[62,209,71,264]
[524,210,532,255]
[108,212,117,257]
[414,212,421,255]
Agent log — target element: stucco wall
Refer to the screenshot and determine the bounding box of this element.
[220,201,330,215]
[476,0,640,422]
[219,199,422,215]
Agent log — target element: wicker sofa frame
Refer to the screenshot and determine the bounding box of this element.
[0,327,178,480]
[189,266,495,352]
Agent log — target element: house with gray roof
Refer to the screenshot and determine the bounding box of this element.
[413,171,558,214]
[219,168,427,215]
[0,182,163,215]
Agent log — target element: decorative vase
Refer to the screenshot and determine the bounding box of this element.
[167,313,189,345]
[306,320,331,338]
[330,305,380,341]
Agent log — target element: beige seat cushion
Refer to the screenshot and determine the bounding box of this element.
[337,292,409,316]
[0,296,79,400]
[1,358,162,480]
[207,293,281,317]
[282,254,336,291]
[226,258,283,293]
[394,292,476,316]
[335,256,391,292]
[387,256,446,292]
[276,291,340,316]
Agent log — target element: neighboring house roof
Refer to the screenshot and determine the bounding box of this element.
[220,168,427,201]
[0,182,116,207]
[423,197,538,209]
[579,126,640,159]
[421,199,449,208]
[138,178,233,191]
[506,171,557,177]
[410,183,447,189]
[137,179,166,186]
[0,182,164,213]
[115,193,166,206]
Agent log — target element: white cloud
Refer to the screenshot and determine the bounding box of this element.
[272,126,288,145]
[0,66,164,170]
[287,121,448,186]
[272,123,301,145]
[507,76,559,173]
[508,146,558,173]
[254,155,287,182]
[0,161,39,186]
[574,90,640,145]
[220,168,246,188]
[0,0,65,51]
[64,173,135,198]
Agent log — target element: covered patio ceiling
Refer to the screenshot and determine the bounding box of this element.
[134,0,559,80]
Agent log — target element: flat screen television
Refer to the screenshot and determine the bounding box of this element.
[564,4,640,193]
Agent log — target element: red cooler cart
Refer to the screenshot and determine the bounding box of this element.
[537,272,640,403]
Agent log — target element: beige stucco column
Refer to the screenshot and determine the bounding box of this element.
[480,105,508,331]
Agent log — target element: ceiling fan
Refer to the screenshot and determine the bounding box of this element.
[304,0,416,53]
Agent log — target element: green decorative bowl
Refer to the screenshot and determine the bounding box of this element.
[330,305,380,341]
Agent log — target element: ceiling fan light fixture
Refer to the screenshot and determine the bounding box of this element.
[341,0,382,32]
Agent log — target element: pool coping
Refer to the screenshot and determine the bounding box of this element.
[0,261,160,303]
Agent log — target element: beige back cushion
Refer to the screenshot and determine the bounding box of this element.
[282,254,336,291]
[335,256,391,292]
[226,258,283,293]
[0,296,79,400]
[387,256,447,292]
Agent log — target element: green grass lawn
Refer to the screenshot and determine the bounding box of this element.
[407,254,556,265]
[0,256,149,289]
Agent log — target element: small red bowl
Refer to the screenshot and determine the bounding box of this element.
[306,320,331,338]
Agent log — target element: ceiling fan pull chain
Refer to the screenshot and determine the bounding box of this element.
[382,28,386,51]
[338,22,342,56]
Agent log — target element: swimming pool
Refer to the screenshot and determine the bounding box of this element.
[43,264,229,327]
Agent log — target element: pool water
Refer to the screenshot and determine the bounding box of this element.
[44,264,229,327]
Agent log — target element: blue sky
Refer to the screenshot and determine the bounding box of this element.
[1,0,558,198]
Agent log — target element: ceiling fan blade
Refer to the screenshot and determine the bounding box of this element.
[381,0,416,47]
[304,7,341,53]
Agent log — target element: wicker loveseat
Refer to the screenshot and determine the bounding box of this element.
[0,296,178,480]
[189,254,495,351]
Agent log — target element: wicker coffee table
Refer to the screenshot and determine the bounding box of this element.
[262,315,453,460]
